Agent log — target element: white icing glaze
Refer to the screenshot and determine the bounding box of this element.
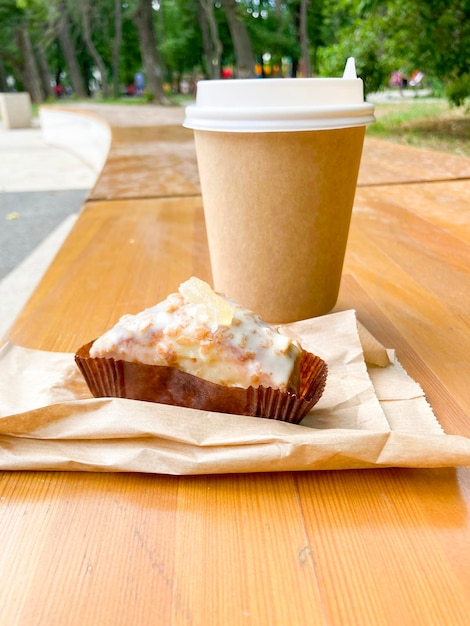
[90,279,301,390]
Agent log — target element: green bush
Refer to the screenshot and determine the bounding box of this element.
[446,76,470,108]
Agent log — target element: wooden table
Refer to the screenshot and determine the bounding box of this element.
[2,105,470,625]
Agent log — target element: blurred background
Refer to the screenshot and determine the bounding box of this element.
[0,0,469,108]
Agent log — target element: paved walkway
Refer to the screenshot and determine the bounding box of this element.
[0,119,97,338]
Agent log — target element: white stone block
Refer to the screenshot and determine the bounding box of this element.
[0,92,32,129]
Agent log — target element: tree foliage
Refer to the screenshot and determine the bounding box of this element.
[318,0,470,100]
[0,0,468,105]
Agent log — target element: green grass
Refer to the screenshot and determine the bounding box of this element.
[367,99,470,158]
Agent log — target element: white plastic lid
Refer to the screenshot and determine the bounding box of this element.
[183,58,375,132]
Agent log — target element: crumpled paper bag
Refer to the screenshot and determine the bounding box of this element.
[1,309,469,473]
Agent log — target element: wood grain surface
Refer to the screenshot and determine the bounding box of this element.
[2,105,470,625]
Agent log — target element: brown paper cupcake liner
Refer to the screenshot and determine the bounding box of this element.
[75,341,327,424]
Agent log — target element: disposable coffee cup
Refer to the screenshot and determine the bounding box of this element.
[184,58,375,323]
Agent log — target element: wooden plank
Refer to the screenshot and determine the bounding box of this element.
[359,137,470,186]
[341,183,470,432]
[172,473,325,624]
[90,125,201,201]
[0,472,179,625]
[296,467,470,625]
[8,196,210,352]
[337,275,470,437]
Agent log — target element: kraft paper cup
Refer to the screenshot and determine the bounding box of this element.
[184,59,375,323]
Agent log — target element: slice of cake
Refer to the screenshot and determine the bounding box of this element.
[76,277,327,423]
[89,277,301,392]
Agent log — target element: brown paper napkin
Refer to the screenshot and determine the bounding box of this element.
[1,310,469,473]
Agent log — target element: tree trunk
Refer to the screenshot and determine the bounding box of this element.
[291,1,301,77]
[36,45,54,99]
[197,4,213,78]
[56,2,88,98]
[299,0,311,77]
[15,26,44,102]
[133,0,168,104]
[81,0,109,98]
[220,0,255,78]
[198,0,222,79]
[0,58,8,91]
[112,0,122,98]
